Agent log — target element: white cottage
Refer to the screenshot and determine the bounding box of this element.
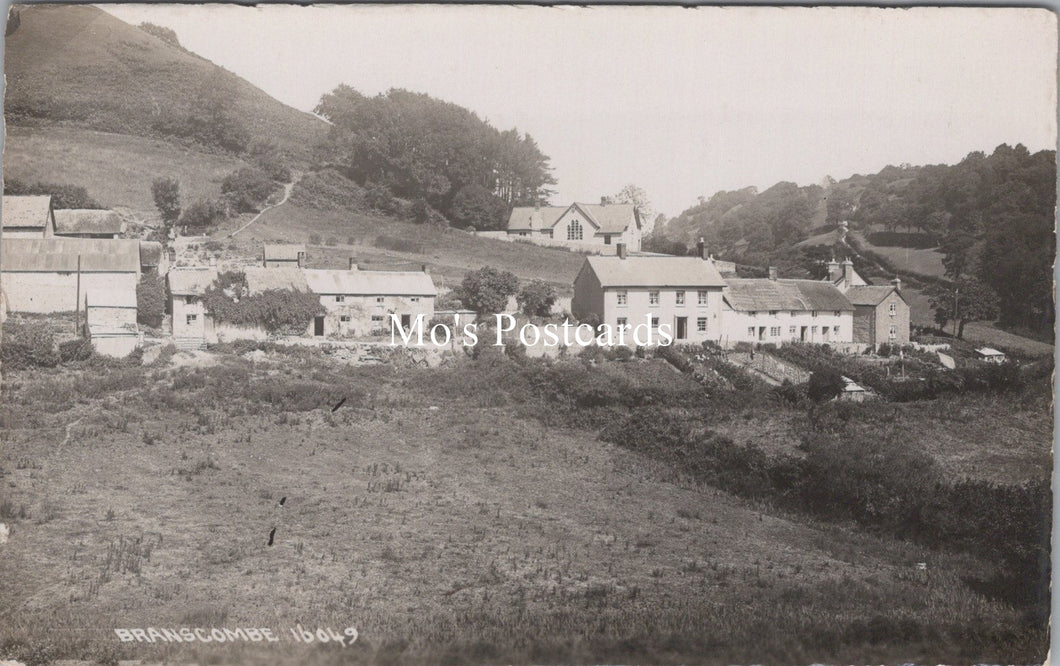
[303,265,437,337]
[720,269,854,346]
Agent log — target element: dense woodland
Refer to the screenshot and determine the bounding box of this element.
[659,145,1056,334]
[313,86,555,231]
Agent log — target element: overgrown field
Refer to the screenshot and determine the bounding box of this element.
[0,347,1050,664]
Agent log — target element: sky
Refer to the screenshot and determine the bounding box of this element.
[102,4,1057,218]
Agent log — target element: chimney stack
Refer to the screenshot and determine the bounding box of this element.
[768,266,778,281]
[348,257,358,270]
[696,237,708,260]
[891,277,901,292]
[827,255,841,282]
[616,242,627,259]
[841,258,854,285]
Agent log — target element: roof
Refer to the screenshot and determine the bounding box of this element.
[723,279,853,312]
[2,195,52,229]
[53,209,123,235]
[582,255,727,288]
[0,238,140,272]
[85,289,137,308]
[844,285,899,307]
[976,347,1005,357]
[263,244,306,261]
[712,259,738,278]
[507,206,567,232]
[507,203,639,234]
[167,268,218,296]
[139,241,163,268]
[244,267,309,294]
[304,269,437,296]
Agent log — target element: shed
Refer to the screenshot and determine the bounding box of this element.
[975,347,1007,364]
[53,209,124,238]
[85,289,140,358]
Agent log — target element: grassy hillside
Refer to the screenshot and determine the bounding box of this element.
[3,125,251,211]
[0,351,1048,664]
[5,4,326,161]
[216,203,588,292]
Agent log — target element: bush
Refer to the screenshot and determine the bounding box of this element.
[365,182,401,215]
[202,272,324,334]
[136,272,166,328]
[289,169,366,211]
[151,177,181,223]
[5,179,101,209]
[58,338,93,363]
[221,167,280,213]
[807,368,845,402]
[1,322,60,370]
[179,199,227,229]
[460,267,519,317]
[517,280,557,317]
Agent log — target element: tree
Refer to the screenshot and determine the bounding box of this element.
[449,184,507,230]
[459,267,519,317]
[517,280,557,317]
[807,368,845,403]
[928,277,1000,339]
[136,272,166,329]
[178,199,226,230]
[609,184,654,222]
[138,22,181,49]
[151,177,181,223]
[221,167,279,213]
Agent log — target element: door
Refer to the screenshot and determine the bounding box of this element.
[675,317,687,340]
[313,316,325,336]
[800,326,807,342]
[401,314,411,332]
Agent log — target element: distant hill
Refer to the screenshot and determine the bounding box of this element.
[5,4,327,161]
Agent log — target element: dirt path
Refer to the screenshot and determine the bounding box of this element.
[228,176,298,238]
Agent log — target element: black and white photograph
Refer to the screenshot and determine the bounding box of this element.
[0,3,1055,664]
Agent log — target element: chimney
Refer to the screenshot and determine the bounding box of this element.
[827,255,841,282]
[841,258,854,285]
[768,266,778,281]
[696,237,708,260]
[891,277,901,292]
[616,242,627,259]
[348,257,358,270]
[297,251,306,268]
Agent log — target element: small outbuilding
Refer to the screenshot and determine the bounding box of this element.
[84,290,141,358]
[975,347,1007,364]
[53,209,125,239]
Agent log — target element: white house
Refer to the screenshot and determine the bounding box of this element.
[0,238,141,313]
[2,195,55,238]
[303,264,437,337]
[720,269,854,346]
[167,268,218,349]
[571,243,727,344]
[507,202,643,252]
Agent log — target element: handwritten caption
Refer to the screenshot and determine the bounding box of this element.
[115,625,358,647]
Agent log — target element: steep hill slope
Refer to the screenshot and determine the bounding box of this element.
[5,4,326,161]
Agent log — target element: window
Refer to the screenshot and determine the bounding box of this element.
[811,311,818,318]
[833,327,839,337]
[769,311,777,316]
[185,296,199,305]
[889,303,897,316]
[651,317,660,329]
[675,291,685,306]
[889,325,897,339]
[697,317,707,332]
[747,327,755,337]
[604,236,612,245]
[649,291,660,306]
[811,326,818,335]
[789,326,796,336]
[770,326,780,337]
[371,315,384,324]
[411,297,420,302]
[834,310,841,317]
[376,297,385,304]
[698,291,709,305]
[749,311,757,316]
[340,315,351,323]
[616,290,628,306]
[336,295,345,303]
[617,317,628,329]
[186,314,197,325]
[567,219,583,240]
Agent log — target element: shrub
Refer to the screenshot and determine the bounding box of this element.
[136,272,166,328]
[1,322,60,370]
[516,280,557,318]
[807,368,845,402]
[221,167,280,213]
[151,177,181,223]
[59,338,93,363]
[365,181,400,215]
[289,169,366,210]
[202,272,324,334]
[179,199,226,229]
[460,267,519,317]
[5,179,101,209]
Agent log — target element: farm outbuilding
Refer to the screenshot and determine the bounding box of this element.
[975,347,1007,364]
[85,289,141,357]
[53,209,124,239]
[0,238,141,313]
[2,195,55,238]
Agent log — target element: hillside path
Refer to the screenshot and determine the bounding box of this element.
[229,175,298,238]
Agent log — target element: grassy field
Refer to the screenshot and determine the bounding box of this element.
[4,124,251,212]
[0,349,1049,665]
[851,232,946,278]
[219,204,588,292]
